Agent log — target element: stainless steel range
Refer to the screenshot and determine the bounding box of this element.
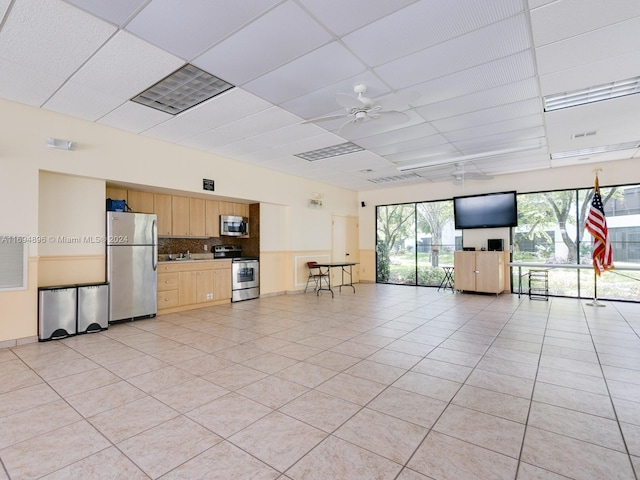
[213,245,259,302]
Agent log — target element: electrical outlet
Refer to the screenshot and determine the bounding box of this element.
[204,244,208,251]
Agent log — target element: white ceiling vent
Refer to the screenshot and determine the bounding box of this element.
[368,173,421,184]
[571,131,597,139]
[131,64,234,115]
[294,142,364,161]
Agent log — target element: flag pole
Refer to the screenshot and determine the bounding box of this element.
[586,268,605,307]
[586,168,607,307]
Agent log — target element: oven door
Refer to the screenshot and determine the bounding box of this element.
[232,260,259,290]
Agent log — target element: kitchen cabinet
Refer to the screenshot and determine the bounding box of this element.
[127,190,154,214]
[219,201,248,217]
[205,200,220,237]
[213,265,232,300]
[157,260,232,313]
[171,195,206,237]
[106,186,127,202]
[454,251,507,294]
[171,195,190,236]
[154,194,172,236]
[179,270,214,305]
[189,198,206,237]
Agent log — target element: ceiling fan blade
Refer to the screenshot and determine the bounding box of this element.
[375,90,420,110]
[370,110,410,126]
[338,119,358,135]
[302,113,349,124]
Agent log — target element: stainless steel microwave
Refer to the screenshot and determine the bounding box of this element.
[220,215,248,237]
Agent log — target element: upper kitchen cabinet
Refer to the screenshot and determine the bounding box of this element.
[154,193,172,236]
[171,195,206,237]
[126,190,154,214]
[106,186,127,203]
[219,201,249,217]
[205,200,220,237]
[171,195,190,237]
[189,198,206,237]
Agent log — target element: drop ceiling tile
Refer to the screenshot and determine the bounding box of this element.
[207,139,267,158]
[0,0,10,17]
[143,89,273,142]
[432,98,541,132]
[273,132,345,156]
[444,114,544,143]
[98,101,172,133]
[125,0,281,59]
[0,0,116,78]
[343,0,524,66]
[384,144,459,164]
[63,0,147,25]
[375,14,531,90]
[43,82,125,121]
[355,123,441,149]
[242,42,367,104]
[409,51,536,105]
[538,50,640,96]
[453,126,546,151]
[248,123,329,149]
[0,58,66,106]
[298,0,417,36]
[418,78,539,121]
[68,31,184,99]
[529,0,640,47]
[193,2,331,86]
[535,16,640,76]
[368,134,451,157]
[280,72,389,120]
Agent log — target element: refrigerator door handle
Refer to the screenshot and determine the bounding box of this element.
[152,219,158,271]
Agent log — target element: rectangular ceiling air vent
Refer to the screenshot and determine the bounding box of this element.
[131,64,234,115]
[550,141,640,160]
[571,131,597,139]
[543,76,640,112]
[368,173,421,184]
[294,142,364,161]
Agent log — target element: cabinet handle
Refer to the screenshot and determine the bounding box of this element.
[474,270,479,274]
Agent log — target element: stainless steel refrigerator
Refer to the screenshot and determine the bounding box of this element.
[106,212,157,322]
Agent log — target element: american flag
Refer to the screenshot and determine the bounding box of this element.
[585,176,613,275]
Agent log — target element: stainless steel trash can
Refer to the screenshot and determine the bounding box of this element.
[38,286,77,340]
[77,283,109,333]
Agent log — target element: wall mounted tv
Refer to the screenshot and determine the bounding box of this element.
[453,191,518,229]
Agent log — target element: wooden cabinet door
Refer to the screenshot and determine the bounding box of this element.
[189,198,206,236]
[475,252,504,293]
[213,268,231,300]
[153,194,172,236]
[172,195,190,236]
[106,186,127,202]
[178,271,197,305]
[219,201,234,216]
[453,251,476,291]
[127,190,154,213]
[205,200,220,237]
[233,203,249,217]
[196,270,214,303]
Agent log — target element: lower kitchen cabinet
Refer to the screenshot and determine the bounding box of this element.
[157,260,232,314]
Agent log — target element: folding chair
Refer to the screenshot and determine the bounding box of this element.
[304,261,329,293]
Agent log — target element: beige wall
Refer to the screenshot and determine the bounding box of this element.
[0,98,358,343]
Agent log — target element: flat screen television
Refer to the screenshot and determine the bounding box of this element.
[454,191,517,229]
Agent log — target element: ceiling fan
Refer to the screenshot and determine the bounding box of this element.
[304,84,418,135]
[450,163,493,184]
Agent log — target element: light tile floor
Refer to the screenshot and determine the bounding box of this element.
[1,284,640,479]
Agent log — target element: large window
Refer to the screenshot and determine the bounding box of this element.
[376,200,459,287]
[376,183,640,301]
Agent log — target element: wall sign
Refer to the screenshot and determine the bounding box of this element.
[203,179,215,191]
